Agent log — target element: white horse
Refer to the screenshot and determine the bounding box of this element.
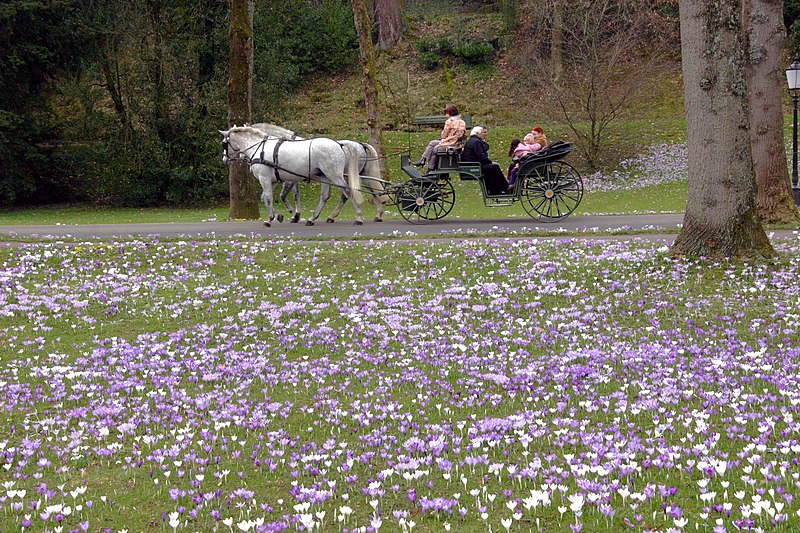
[220,126,364,226]
[251,123,389,222]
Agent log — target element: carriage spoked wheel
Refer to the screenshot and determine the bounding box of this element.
[519,161,583,222]
[395,177,456,224]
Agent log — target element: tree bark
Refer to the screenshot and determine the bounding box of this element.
[744,0,800,223]
[353,0,387,182]
[550,0,563,83]
[227,0,260,220]
[375,0,404,51]
[100,57,130,132]
[672,0,775,259]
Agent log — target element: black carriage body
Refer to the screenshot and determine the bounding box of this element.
[396,140,583,224]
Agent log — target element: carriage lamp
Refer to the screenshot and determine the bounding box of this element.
[786,60,800,205]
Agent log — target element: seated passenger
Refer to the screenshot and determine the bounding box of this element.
[461,125,509,196]
[415,104,467,172]
[530,125,548,147]
[507,133,543,190]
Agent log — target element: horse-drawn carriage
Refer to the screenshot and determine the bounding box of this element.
[219,123,583,226]
[394,140,583,224]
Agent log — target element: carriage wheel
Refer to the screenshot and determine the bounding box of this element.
[395,178,455,224]
[519,161,583,222]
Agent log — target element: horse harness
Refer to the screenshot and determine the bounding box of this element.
[248,138,314,183]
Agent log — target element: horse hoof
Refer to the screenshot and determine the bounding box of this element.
[326,218,335,224]
[354,220,364,226]
[277,213,284,223]
[305,220,315,227]
[263,222,271,228]
[374,217,382,222]
[291,215,300,223]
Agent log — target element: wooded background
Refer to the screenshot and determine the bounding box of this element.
[1,0,798,210]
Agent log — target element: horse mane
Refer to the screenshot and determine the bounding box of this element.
[251,123,300,139]
[229,125,269,136]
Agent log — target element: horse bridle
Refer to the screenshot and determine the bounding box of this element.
[222,135,267,165]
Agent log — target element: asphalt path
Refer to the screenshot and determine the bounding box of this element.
[0,214,796,241]
[0,214,683,239]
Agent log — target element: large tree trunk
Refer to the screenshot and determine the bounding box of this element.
[353,0,387,183]
[672,0,775,259]
[227,0,260,220]
[374,0,404,51]
[745,0,800,223]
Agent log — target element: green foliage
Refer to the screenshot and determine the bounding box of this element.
[254,0,357,112]
[418,51,441,70]
[415,37,454,55]
[791,19,800,58]
[453,40,494,64]
[416,37,493,69]
[0,0,109,206]
[67,128,227,208]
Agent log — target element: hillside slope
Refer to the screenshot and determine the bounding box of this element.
[275,1,685,140]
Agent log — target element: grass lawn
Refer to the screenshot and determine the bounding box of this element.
[2,237,800,532]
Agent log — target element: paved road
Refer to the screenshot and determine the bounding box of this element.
[0,214,686,240]
[0,214,796,241]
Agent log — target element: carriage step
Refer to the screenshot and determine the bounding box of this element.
[484,194,515,206]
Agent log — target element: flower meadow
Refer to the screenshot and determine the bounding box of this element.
[583,144,688,194]
[1,235,800,533]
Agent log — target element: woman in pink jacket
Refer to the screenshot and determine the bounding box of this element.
[507,132,543,190]
[415,104,467,172]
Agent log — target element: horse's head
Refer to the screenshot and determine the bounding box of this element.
[219,129,233,164]
[219,128,249,165]
[220,126,271,165]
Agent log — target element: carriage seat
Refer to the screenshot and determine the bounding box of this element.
[433,146,461,171]
[517,141,573,166]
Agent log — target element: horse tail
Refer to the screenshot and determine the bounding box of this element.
[345,144,364,205]
[362,143,389,204]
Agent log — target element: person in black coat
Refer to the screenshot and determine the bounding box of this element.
[460,126,509,195]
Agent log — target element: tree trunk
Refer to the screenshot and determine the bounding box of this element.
[353,0,387,183]
[745,0,800,223]
[144,0,172,144]
[550,0,564,83]
[375,0,404,51]
[227,0,260,220]
[100,57,130,132]
[672,0,775,259]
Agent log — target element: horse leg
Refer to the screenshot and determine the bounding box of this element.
[279,182,296,223]
[306,183,332,226]
[373,192,384,222]
[326,192,348,223]
[347,189,365,226]
[254,167,277,227]
[261,188,278,227]
[290,183,301,223]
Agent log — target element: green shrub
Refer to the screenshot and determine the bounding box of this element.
[433,37,454,55]
[415,37,453,55]
[419,51,441,70]
[454,41,495,64]
[415,38,436,53]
